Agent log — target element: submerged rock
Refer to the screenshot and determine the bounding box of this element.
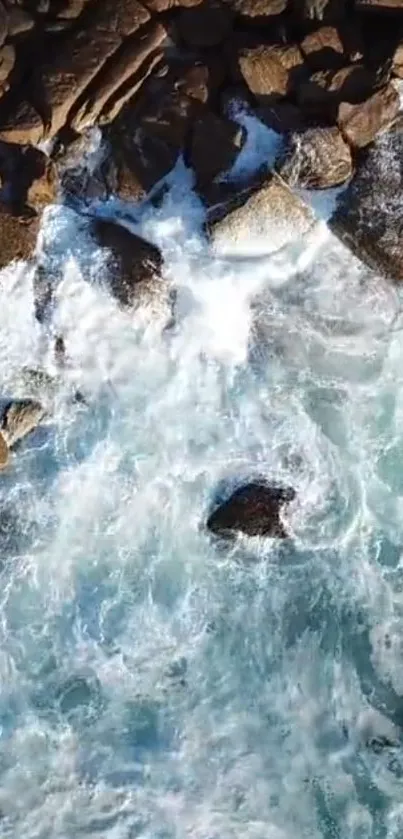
[1,398,45,448]
[207,481,296,539]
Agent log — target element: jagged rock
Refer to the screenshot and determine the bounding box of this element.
[279,126,353,188]
[0,44,15,90]
[0,2,7,49]
[391,40,403,76]
[0,430,8,469]
[330,118,403,281]
[296,64,377,119]
[0,142,57,212]
[0,208,38,269]
[91,218,163,307]
[207,481,295,539]
[189,109,245,185]
[1,398,45,448]
[71,21,167,131]
[177,1,232,47]
[142,0,203,8]
[54,0,93,18]
[299,25,345,70]
[222,0,287,16]
[0,0,151,143]
[208,171,316,253]
[0,99,43,145]
[337,82,399,147]
[238,43,306,101]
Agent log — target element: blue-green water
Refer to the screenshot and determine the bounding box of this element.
[0,166,402,839]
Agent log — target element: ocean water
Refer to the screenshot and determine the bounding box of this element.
[0,128,403,839]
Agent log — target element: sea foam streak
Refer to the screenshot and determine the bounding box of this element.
[0,134,402,839]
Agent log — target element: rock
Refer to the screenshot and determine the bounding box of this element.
[259,100,308,132]
[392,40,403,76]
[7,7,34,36]
[238,43,306,101]
[355,0,403,10]
[222,0,287,16]
[330,118,403,281]
[0,431,8,469]
[207,481,295,538]
[0,208,38,269]
[296,65,377,119]
[90,218,163,307]
[0,0,151,144]
[189,109,245,185]
[0,44,15,92]
[208,171,316,254]
[71,21,167,131]
[279,126,353,188]
[0,142,57,212]
[292,0,347,19]
[300,25,345,70]
[177,1,232,47]
[142,0,203,8]
[54,0,93,18]
[1,398,45,448]
[0,99,43,145]
[337,82,399,147]
[0,2,7,50]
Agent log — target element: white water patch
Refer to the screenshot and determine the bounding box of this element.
[0,158,402,839]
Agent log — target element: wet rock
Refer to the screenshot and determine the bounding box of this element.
[0,208,39,269]
[392,40,403,76]
[0,430,8,469]
[189,109,245,186]
[296,64,375,119]
[0,2,7,49]
[207,481,296,538]
[1,398,46,447]
[337,82,399,147]
[7,7,34,36]
[0,142,57,213]
[208,171,316,254]
[142,0,203,8]
[238,43,306,101]
[91,218,163,307]
[0,44,15,92]
[279,126,353,189]
[355,0,403,10]
[0,98,43,145]
[177,1,232,47]
[330,118,403,281]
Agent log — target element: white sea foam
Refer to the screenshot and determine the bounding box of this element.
[0,120,402,839]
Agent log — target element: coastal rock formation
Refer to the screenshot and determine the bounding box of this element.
[208,171,316,253]
[207,481,295,538]
[1,398,46,448]
[91,218,163,307]
[337,82,400,148]
[279,126,353,188]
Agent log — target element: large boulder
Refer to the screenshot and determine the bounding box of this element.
[189,110,245,186]
[279,126,353,188]
[207,481,296,539]
[330,118,403,281]
[208,171,316,254]
[90,218,163,307]
[337,82,400,147]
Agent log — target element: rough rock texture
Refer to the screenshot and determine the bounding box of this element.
[91,218,163,307]
[189,110,245,184]
[292,0,347,20]
[337,82,400,147]
[279,126,353,188]
[142,0,203,8]
[222,0,287,16]
[0,208,38,268]
[1,398,45,447]
[392,41,403,76]
[330,118,403,281]
[208,171,316,254]
[0,431,8,469]
[238,44,305,101]
[355,0,403,10]
[300,25,345,70]
[207,481,296,538]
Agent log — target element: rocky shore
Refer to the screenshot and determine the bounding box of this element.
[0,0,403,525]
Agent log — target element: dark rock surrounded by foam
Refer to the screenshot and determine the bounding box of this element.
[207,481,295,538]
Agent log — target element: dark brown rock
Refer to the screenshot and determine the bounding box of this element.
[7,7,34,36]
[337,82,399,147]
[207,481,295,539]
[142,0,203,8]
[189,109,245,185]
[392,40,403,76]
[292,0,347,20]
[238,43,305,101]
[0,142,57,212]
[330,118,403,281]
[296,64,377,118]
[177,1,232,47]
[279,126,353,189]
[71,21,167,131]
[259,100,308,133]
[0,45,15,92]
[355,0,403,10]
[54,0,93,17]
[0,2,7,49]
[0,208,38,269]
[90,218,163,307]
